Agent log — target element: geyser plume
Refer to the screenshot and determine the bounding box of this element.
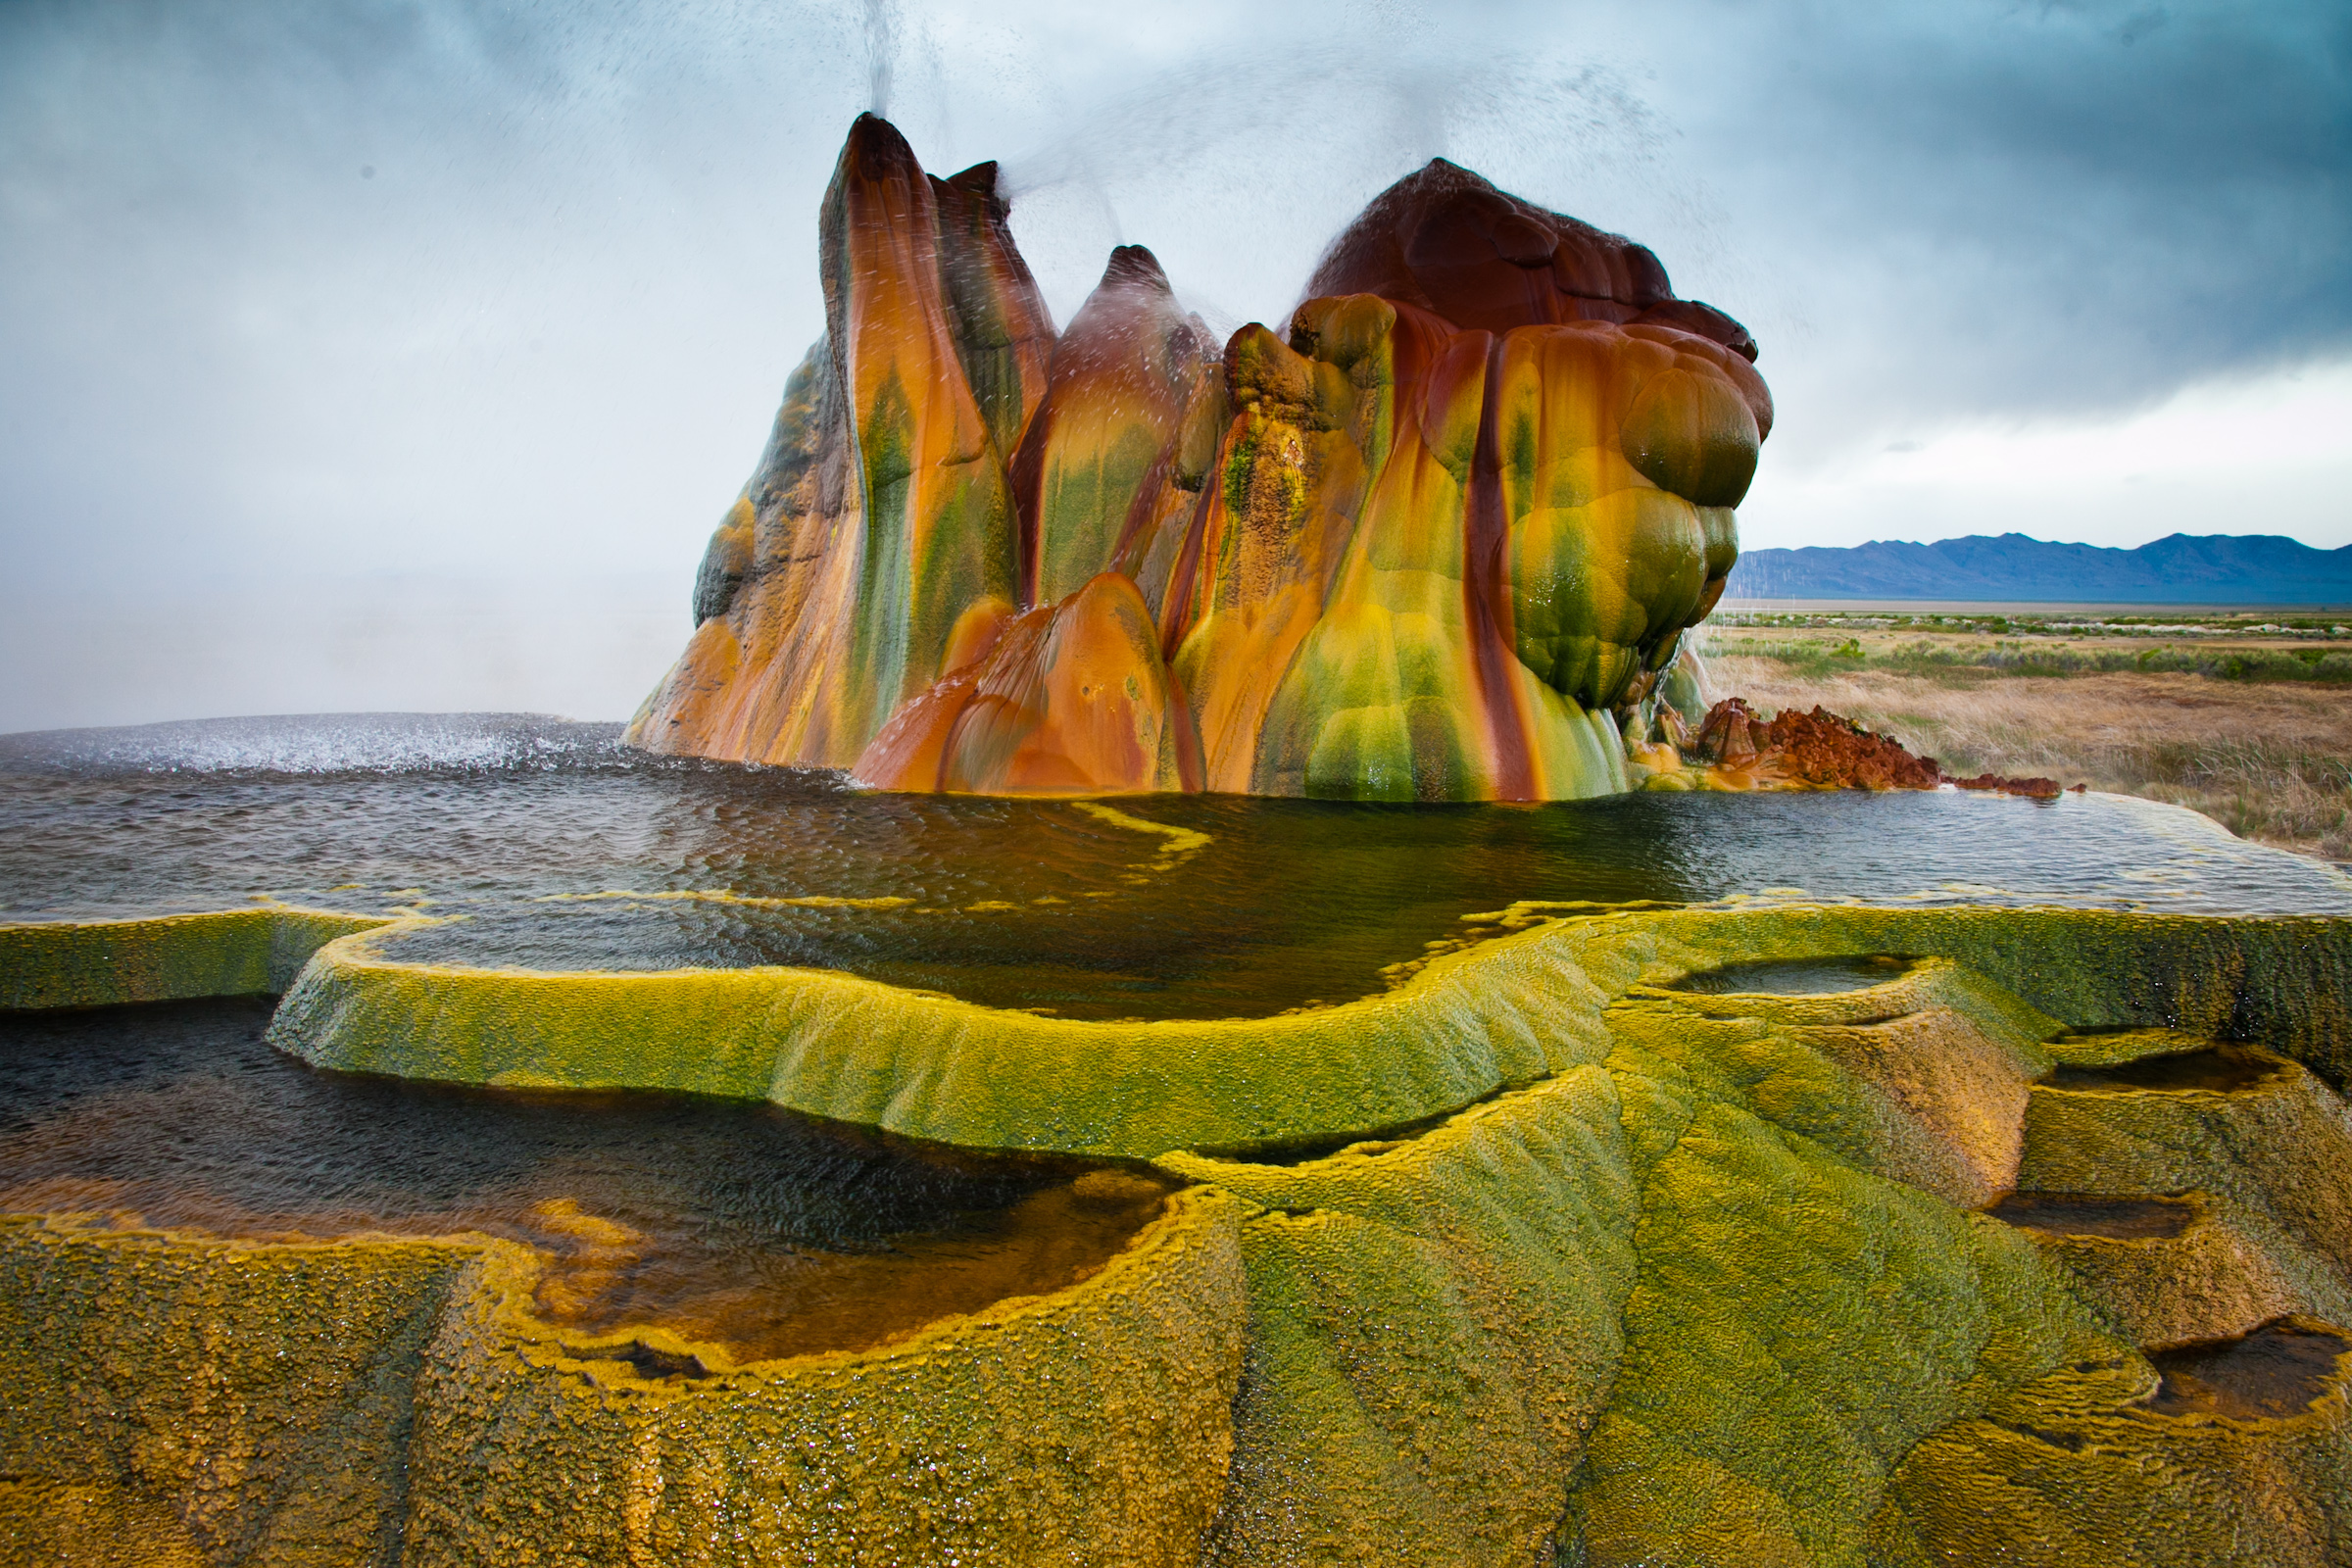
[860,0,897,116]
[628,113,1767,800]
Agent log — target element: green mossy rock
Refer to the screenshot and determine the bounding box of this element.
[0,908,387,1011]
[1167,1065,1638,1565]
[250,905,2352,1160]
[4,901,2349,1563]
[0,1192,1248,1568]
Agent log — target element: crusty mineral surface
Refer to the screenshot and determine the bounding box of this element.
[6,903,2351,1564]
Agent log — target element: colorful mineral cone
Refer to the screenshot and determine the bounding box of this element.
[1010,245,1218,612]
[1167,287,1756,799]
[630,118,1772,801]
[629,115,1039,768]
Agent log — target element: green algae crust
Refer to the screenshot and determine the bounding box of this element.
[1164,1063,1640,1566]
[1872,1318,2352,1568]
[5,901,2351,1564]
[1143,914,2352,1566]
[262,917,1611,1158]
[0,1187,1248,1568]
[0,1216,479,1565]
[0,908,389,1012]
[250,905,2352,1159]
[2014,1042,2352,1342]
[400,1186,1248,1567]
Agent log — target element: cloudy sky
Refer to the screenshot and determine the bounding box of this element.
[2,0,2345,729]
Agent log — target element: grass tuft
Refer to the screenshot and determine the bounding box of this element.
[1729,638,2352,687]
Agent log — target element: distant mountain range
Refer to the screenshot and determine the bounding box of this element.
[1726,533,2352,606]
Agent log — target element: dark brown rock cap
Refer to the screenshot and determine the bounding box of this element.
[1299,158,1758,361]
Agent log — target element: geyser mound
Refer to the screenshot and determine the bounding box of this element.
[627,114,1768,800]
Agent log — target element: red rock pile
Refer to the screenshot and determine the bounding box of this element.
[1946,772,2070,799]
[1687,699,2079,795]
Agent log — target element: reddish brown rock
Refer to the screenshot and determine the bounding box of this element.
[1299,159,1771,433]
[1755,705,1944,791]
[1686,700,2082,796]
[1690,699,1939,791]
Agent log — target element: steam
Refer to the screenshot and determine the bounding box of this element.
[863,0,898,117]
[996,45,1673,211]
[990,38,1692,332]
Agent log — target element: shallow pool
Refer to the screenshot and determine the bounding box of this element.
[6,713,2346,1019]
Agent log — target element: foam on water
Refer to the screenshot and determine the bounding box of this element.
[0,712,635,776]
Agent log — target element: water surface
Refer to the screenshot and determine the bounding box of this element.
[1672,956,1918,995]
[2145,1320,2350,1419]
[5,713,2347,1020]
[1984,1193,2197,1241]
[0,998,1170,1364]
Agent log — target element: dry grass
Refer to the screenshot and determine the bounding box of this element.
[1707,656,2352,863]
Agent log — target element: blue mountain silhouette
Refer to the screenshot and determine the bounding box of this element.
[1728,533,2352,605]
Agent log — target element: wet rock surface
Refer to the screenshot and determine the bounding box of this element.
[0,998,1173,1362]
[2045,1047,2280,1094]
[1986,1192,2198,1241]
[2143,1318,2351,1420]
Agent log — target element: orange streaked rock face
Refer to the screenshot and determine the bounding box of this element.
[629,118,1770,800]
[855,573,1197,795]
[631,116,1042,768]
[1010,247,1220,614]
[927,161,1056,464]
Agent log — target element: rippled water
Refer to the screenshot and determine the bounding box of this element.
[5,713,2347,1020]
[0,998,1170,1363]
[1985,1193,2197,1241]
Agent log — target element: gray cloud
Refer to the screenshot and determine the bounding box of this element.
[0,0,2343,727]
[1691,1,2351,416]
